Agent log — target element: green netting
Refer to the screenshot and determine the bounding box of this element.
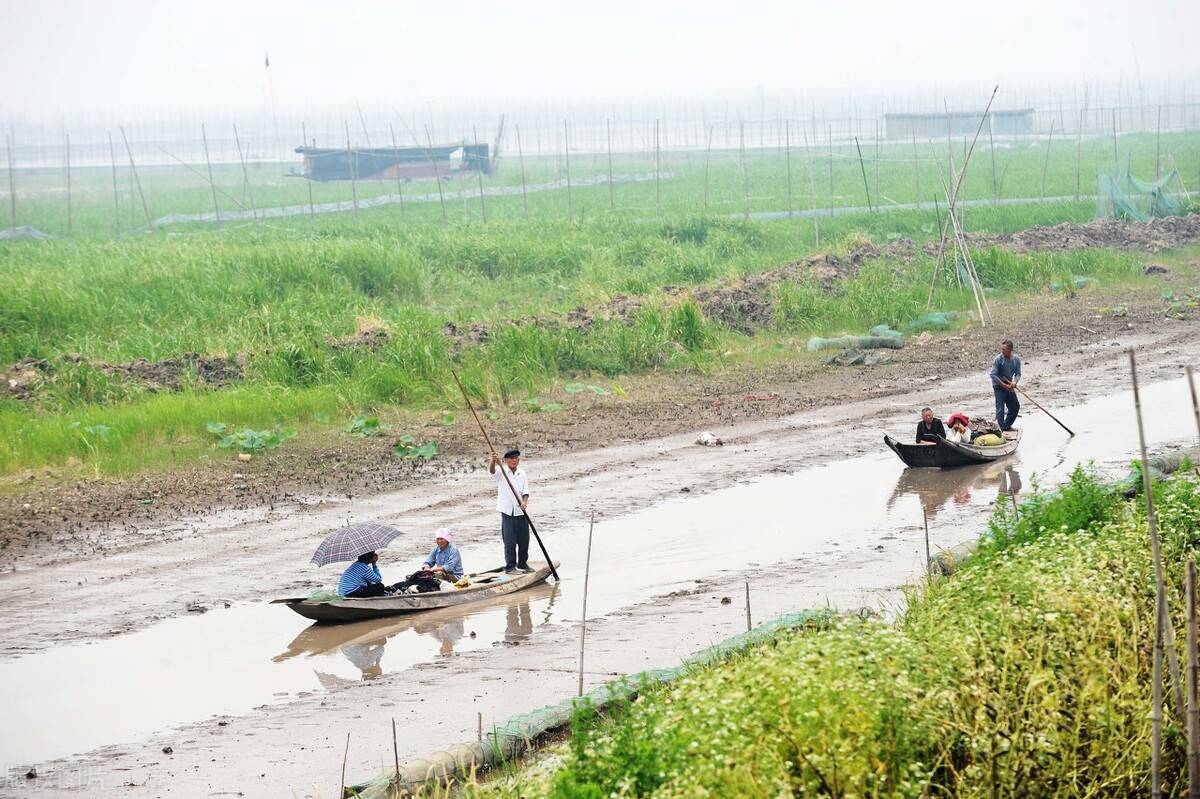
[1095,168,1183,221]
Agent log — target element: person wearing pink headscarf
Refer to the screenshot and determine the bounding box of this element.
[422,528,464,580]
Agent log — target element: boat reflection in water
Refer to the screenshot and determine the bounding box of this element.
[886,461,1023,522]
[274,581,559,681]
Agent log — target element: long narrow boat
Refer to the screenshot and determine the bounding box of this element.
[273,561,559,623]
[883,429,1021,468]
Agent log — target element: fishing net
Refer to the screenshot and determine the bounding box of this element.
[1095,168,1183,222]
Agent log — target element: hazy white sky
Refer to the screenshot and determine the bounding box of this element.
[2,0,1198,119]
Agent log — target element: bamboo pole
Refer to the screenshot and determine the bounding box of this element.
[388,123,404,220]
[563,119,573,223]
[654,118,661,216]
[1156,105,1163,179]
[803,127,820,247]
[301,122,316,223]
[64,132,72,237]
[474,125,487,224]
[232,124,258,226]
[107,133,121,237]
[1153,612,1164,799]
[912,126,923,207]
[744,581,752,632]
[340,731,350,797]
[922,505,931,579]
[5,134,14,229]
[827,123,834,217]
[784,120,794,218]
[606,118,614,211]
[1112,109,1119,171]
[119,127,154,231]
[740,121,749,219]
[874,120,881,205]
[854,136,873,213]
[343,121,360,223]
[1187,560,1199,799]
[423,125,447,224]
[703,124,713,211]
[392,718,401,785]
[1130,349,1187,725]
[1189,367,1200,454]
[1040,120,1055,199]
[201,124,221,229]
[154,146,248,211]
[578,510,595,697]
[515,124,528,219]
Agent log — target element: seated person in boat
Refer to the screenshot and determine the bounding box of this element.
[422,528,464,581]
[945,413,972,444]
[916,407,946,443]
[338,551,387,598]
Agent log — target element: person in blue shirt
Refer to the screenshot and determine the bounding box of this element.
[338,551,386,598]
[990,339,1022,431]
[423,529,465,581]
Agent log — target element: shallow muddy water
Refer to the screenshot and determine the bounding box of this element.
[2,376,1195,768]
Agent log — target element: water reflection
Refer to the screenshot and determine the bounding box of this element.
[886,463,1023,520]
[274,582,559,679]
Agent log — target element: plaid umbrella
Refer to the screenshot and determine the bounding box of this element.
[310,520,403,567]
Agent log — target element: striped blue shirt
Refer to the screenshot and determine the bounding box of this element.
[423,544,464,579]
[338,561,383,596]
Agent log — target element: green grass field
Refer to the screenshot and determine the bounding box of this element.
[1,130,1196,476]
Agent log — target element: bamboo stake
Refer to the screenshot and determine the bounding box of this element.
[119,127,154,231]
[1112,109,1119,171]
[784,120,794,218]
[64,132,72,236]
[1187,560,1199,799]
[1156,105,1163,179]
[912,126,923,207]
[563,119,573,223]
[606,118,615,211]
[874,120,881,205]
[745,581,752,632]
[337,731,353,799]
[515,124,528,219]
[232,124,258,226]
[473,125,487,223]
[302,122,316,223]
[477,711,483,743]
[1040,120,1055,199]
[343,121,360,223]
[201,124,221,229]
[388,123,404,220]
[739,121,749,219]
[854,136,873,213]
[392,718,401,786]
[922,505,931,579]
[4,134,15,230]
[931,155,986,325]
[827,123,834,217]
[1188,367,1200,455]
[423,125,447,223]
[578,509,595,697]
[107,132,121,237]
[1153,612,1164,799]
[988,120,997,204]
[654,118,661,217]
[804,128,819,247]
[1130,349,1187,725]
[703,124,713,211]
[154,146,247,210]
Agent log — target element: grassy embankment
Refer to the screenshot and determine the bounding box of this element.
[465,467,1200,798]
[0,213,1162,477]
[2,131,1196,477]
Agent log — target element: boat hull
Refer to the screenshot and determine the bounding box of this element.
[884,430,1021,468]
[274,562,558,623]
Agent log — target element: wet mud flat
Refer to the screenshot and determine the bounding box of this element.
[3,327,1198,797]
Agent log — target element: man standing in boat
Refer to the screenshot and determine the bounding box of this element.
[489,448,532,574]
[990,339,1022,431]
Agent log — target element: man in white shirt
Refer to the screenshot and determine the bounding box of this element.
[489,448,531,573]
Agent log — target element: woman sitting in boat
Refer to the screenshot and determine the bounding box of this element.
[338,551,387,598]
[422,529,465,582]
[945,413,972,444]
[916,407,946,443]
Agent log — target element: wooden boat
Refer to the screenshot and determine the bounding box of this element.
[884,429,1021,468]
[272,561,559,623]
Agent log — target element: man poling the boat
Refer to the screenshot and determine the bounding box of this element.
[990,339,1022,432]
[490,448,532,574]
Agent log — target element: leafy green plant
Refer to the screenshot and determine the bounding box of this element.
[206,421,296,453]
[563,382,611,395]
[523,397,564,413]
[393,434,439,459]
[345,415,388,437]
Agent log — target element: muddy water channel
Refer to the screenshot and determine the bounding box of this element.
[2,376,1196,780]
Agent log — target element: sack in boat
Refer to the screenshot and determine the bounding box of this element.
[973,433,1004,447]
[453,576,471,589]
